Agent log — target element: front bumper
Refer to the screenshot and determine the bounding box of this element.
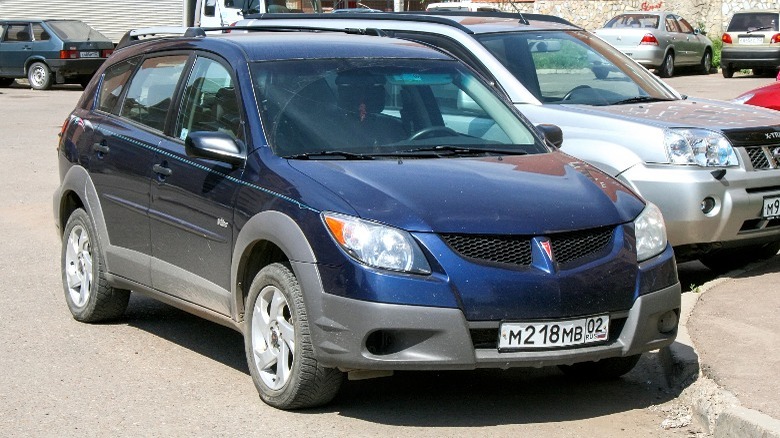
[293,259,680,371]
[618,161,780,252]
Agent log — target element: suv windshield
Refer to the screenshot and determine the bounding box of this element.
[727,12,779,31]
[251,58,546,158]
[476,30,677,105]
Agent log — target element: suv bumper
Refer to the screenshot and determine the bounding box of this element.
[294,260,680,371]
[618,161,780,252]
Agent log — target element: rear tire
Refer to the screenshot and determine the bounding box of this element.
[27,62,52,90]
[722,65,734,78]
[558,354,641,380]
[61,208,130,322]
[244,263,343,409]
[699,50,712,74]
[659,52,674,78]
[699,241,780,274]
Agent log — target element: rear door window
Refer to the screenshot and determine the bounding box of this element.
[119,55,189,132]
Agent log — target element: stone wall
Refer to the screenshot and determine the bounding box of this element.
[484,0,780,37]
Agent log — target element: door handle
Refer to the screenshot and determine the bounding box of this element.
[153,164,172,177]
[92,142,110,155]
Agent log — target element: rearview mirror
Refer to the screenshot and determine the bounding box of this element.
[530,40,562,53]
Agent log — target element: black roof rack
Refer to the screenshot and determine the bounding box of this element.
[116,27,207,50]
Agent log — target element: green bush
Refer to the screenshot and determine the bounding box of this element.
[710,36,722,68]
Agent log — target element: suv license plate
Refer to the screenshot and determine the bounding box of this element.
[764,196,780,219]
[738,37,764,44]
[499,315,609,350]
[80,51,100,58]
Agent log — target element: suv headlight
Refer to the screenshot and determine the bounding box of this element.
[664,128,738,167]
[322,212,431,274]
[635,203,667,262]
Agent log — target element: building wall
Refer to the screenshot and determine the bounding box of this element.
[492,0,780,36]
[0,0,188,42]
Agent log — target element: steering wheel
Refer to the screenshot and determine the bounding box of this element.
[408,126,458,141]
[562,85,593,101]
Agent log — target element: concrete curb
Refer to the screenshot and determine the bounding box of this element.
[667,265,780,437]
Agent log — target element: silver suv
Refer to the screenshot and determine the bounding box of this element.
[238,12,780,272]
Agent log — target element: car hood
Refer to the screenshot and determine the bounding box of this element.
[567,97,780,130]
[288,152,644,234]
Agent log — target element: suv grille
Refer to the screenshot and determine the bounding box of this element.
[440,227,614,267]
[744,145,779,170]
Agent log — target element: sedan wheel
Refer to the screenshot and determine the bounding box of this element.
[659,53,674,78]
[700,51,712,74]
[27,62,52,90]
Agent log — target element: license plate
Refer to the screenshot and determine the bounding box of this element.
[764,196,780,219]
[80,51,100,58]
[738,37,764,45]
[499,315,609,350]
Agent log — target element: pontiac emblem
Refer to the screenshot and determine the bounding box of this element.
[541,240,554,261]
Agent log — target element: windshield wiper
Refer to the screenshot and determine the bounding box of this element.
[748,26,773,33]
[611,96,673,105]
[284,150,375,160]
[387,145,529,157]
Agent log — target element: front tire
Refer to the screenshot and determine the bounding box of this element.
[0,77,15,88]
[27,62,52,90]
[699,241,780,273]
[62,209,130,322]
[659,52,674,78]
[558,354,641,380]
[244,263,343,409]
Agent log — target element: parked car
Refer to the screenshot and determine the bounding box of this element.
[593,11,712,78]
[238,12,780,272]
[733,81,780,111]
[720,10,780,78]
[0,19,113,90]
[426,1,502,12]
[54,26,680,409]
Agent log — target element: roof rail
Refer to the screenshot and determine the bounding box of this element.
[242,12,475,34]
[227,25,388,36]
[116,27,207,50]
[242,11,580,30]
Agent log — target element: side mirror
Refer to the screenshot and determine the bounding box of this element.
[185,131,245,166]
[536,124,563,148]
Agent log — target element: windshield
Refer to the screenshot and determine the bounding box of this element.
[476,30,677,106]
[251,59,546,158]
[45,20,110,42]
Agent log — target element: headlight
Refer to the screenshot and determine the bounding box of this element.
[634,202,667,262]
[731,93,754,105]
[322,212,431,274]
[664,128,738,167]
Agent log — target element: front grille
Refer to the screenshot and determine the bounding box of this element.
[441,234,533,266]
[440,227,614,267]
[551,227,613,264]
[743,145,779,170]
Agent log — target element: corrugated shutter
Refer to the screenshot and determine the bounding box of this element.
[0,0,187,42]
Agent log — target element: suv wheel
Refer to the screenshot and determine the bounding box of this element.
[0,78,14,88]
[722,65,734,78]
[244,263,343,409]
[700,50,712,74]
[27,62,52,90]
[62,209,130,322]
[558,354,641,379]
[659,52,674,78]
[699,241,780,273]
